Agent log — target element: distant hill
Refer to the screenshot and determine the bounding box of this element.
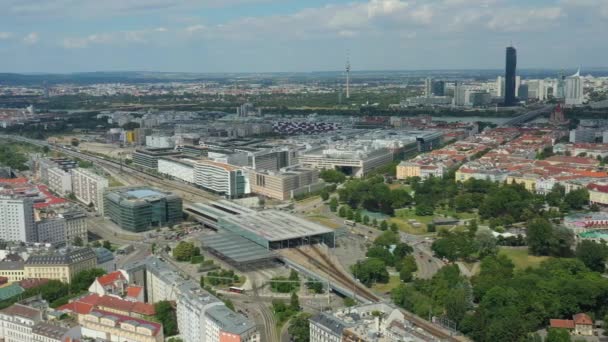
[1,68,607,86]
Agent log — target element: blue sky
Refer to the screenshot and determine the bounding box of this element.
[0,0,606,73]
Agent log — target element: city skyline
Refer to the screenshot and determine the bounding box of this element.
[1,0,607,73]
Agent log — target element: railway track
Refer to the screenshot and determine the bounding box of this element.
[291,246,378,303]
[290,246,464,341]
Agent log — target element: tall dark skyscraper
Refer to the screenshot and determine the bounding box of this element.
[504,46,517,106]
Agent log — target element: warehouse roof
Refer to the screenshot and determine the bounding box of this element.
[201,232,276,264]
[220,210,333,242]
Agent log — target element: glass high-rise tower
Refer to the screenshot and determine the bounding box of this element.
[504,46,517,106]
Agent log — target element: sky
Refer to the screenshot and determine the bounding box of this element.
[0,0,607,73]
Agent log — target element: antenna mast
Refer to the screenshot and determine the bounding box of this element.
[346,52,351,99]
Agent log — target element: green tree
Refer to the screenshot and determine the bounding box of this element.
[475,228,498,258]
[445,288,469,325]
[329,198,338,212]
[545,328,572,342]
[346,208,354,220]
[320,190,330,201]
[372,218,378,227]
[102,240,112,250]
[42,146,50,154]
[354,210,362,223]
[73,236,83,246]
[564,188,589,210]
[362,215,370,225]
[155,301,178,336]
[380,220,388,231]
[290,292,300,310]
[71,138,79,147]
[351,258,389,287]
[173,241,195,261]
[390,222,399,233]
[71,268,106,292]
[224,299,235,311]
[527,217,553,255]
[288,313,312,342]
[575,240,608,272]
[319,169,346,183]
[338,205,347,217]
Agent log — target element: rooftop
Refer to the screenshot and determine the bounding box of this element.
[32,322,69,339]
[201,232,276,264]
[206,305,256,335]
[220,209,333,242]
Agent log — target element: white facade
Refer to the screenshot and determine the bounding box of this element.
[0,304,43,342]
[299,147,394,178]
[71,168,108,215]
[565,74,584,106]
[0,197,36,242]
[193,161,249,197]
[146,135,174,149]
[47,168,72,196]
[158,159,194,184]
[496,76,504,97]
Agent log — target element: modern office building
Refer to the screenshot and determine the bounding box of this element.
[424,77,432,98]
[193,161,249,198]
[0,196,36,242]
[566,69,584,106]
[299,144,393,178]
[432,80,445,96]
[132,148,180,170]
[569,128,598,143]
[71,168,108,214]
[104,187,182,232]
[248,148,297,171]
[249,167,322,200]
[24,247,97,283]
[504,46,517,106]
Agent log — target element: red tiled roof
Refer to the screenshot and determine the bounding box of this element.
[588,183,608,193]
[126,285,143,298]
[550,319,575,329]
[0,178,28,184]
[19,278,50,289]
[573,313,593,325]
[65,293,155,316]
[58,301,94,315]
[545,156,599,165]
[34,185,67,209]
[96,271,126,287]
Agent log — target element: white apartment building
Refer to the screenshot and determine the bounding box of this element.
[46,168,72,196]
[0,304,43,342]
[146,135,174,149]
[193,161,250,198]
[177,282,259,342]
[71,168,108,215]
[158,158,195,184]
[0,197,36,242]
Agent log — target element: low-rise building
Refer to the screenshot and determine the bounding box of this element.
[24,247,97,284]
[79,309,163,342]
[0,304,43,342]
[588,182,608,205]
[157,157,195,184]
[133,148,180,170]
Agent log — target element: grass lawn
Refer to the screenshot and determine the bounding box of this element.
[394,208,434,224]
[388,183,412,192]
[389,217,429,235]
[108,176,124,187]
[498,247,551,270]
[306,214,342,229]
[296,195,320,205]
[372,275,402,294]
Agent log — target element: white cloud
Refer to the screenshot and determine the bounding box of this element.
[23,32,39,45]
[0,32,13,40]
